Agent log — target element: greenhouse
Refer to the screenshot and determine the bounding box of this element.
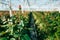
[0,0,60,40]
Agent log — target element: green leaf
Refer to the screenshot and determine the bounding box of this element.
[10,38,15,40]
[23,34,31,40]
[0,37,7,40]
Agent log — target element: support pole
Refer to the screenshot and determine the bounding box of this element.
[9,0,12,17]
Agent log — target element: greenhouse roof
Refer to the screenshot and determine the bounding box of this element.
[0,0,60,11]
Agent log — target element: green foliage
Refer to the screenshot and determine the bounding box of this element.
[0,11,60,40]
[0,37,7,40]
[33,11,60,40]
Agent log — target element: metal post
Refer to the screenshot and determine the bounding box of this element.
[9,0,12,17]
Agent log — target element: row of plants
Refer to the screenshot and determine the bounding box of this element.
[33,11,60,40]
[0,12,38,40]
[0,11,60,40]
